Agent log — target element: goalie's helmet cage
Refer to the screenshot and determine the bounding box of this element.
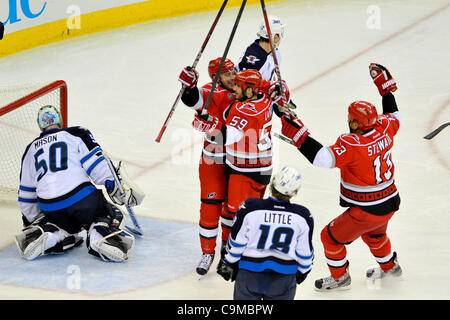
[234,69,263,94]
[208,58,235,80]
[257,15,285,39]
[37,105,62,131]
[272,166,302,197]
[348,101,378,130]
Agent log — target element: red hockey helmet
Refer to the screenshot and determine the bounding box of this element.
[234,69,263,94]
[348,101,378,131]
[208,58,235,79]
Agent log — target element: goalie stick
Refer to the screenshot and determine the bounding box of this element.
[423,122,450,140]
[103,154,144,236]
[155,0,229,143]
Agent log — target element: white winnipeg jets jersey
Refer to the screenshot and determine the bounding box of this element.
[237,40,282,81]
[225,197,314,275]
[18,126,113,222]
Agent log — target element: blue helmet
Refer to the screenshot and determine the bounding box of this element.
[37,105,62,131]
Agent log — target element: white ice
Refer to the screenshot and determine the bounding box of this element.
[0,0,449,299]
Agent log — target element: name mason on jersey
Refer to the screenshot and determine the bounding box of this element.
[367,135,392,157]
[34,134,58,149]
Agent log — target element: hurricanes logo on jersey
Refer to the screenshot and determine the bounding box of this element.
[239,103,257,113]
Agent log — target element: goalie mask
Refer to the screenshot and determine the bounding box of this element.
[37,105,62,131]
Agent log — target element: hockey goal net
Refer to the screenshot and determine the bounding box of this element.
[0,81,67,203]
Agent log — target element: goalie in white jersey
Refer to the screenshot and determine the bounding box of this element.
[15,105,142,262]
[217,167,314,300]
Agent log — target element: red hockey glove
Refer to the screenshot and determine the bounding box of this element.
[369,63,397,96]
[281,115,309,147]
[192,112,222,136]
[268,80,290,107]
[178,66,199,89]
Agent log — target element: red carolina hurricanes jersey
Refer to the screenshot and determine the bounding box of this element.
[195,82,235,163]
[225,93,273,185]
[327,113,401,215]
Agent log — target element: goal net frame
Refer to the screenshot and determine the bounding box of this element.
[0,80,68,201]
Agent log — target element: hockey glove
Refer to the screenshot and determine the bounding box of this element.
[268,80,290,107]
[192,111,223,136]
[217,258,238,282]
[105,179,126,206]
[178,66,199,89]
[296,270,310,284]
[281,115,310,148]
[369,63,397,96]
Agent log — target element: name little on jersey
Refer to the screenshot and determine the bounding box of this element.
[264,210,293,225]
[34,134,58,149]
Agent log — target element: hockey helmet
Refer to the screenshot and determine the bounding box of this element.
[257,15,285,39]
[272,166,302,197]
[37,105,62,131]
[348,101,378,131]
[234,69,263,94]
[208,57,235,80]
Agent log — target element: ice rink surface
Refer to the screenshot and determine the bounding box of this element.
[0,0,449,300]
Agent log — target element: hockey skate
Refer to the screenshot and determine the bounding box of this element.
[314,271,351,291]
[196,252,215,276]
[366,252,402,280]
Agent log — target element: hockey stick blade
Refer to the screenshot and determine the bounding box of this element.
[423,122,450,139]
[125,205,144,236]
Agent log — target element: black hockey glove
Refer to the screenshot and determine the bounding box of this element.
[296,270,310,284]
[217,258,239,282]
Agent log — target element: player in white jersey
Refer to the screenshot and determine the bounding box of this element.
[237,15,285,81]
[15,105,138,262]
[217,167,314,300]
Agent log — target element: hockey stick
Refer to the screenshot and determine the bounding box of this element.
[155,0,229,143]
[201,0,247,116]
[259,0,296,114]
[423,122,450,139]
[272,131,294,145]
[103,155,144,236]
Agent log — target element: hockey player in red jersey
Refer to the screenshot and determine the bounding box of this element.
[179,57,237,275]
[192,69,290,273]
[280,63,403,291]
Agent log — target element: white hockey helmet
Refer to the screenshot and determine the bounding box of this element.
[257,15,285,39]
[271,166,302,197]
[37,105,62,131]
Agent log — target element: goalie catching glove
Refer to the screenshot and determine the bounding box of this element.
[105,161,145,207]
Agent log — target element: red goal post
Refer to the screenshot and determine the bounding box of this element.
[0,80,68,200]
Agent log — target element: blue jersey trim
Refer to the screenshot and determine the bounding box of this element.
[86,156,105,175]
[239,260,298,275]
[38,185,96,211]
[19,185,37,192]
[80,147,102,165]
[18,197,38,203]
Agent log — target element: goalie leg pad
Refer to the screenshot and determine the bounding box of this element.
[87,219,135,262]
[15,223,73,260]
[15,225,47,260]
